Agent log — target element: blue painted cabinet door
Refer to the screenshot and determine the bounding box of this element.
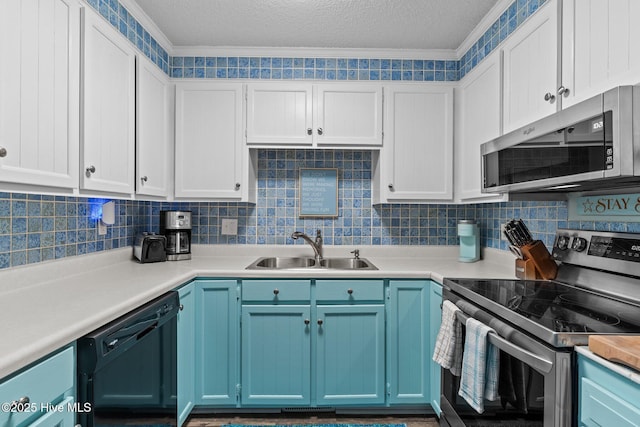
[195,280,240,406]
[177,282,195,426]
[241,305,312,406]
[429,282,443,415]
[315,304,385,406]
[386,280,430,405]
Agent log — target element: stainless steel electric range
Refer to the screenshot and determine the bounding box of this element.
[441,229,640,427]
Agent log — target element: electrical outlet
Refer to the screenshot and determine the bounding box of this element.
[221,218,238,236]
[500,223,507,241]
[98,220,107,236]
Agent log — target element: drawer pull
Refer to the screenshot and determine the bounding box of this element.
[10,396,30,411]
[347,288,354,295]
[317,319,323,325]
[273,289,279,295]
[304,319,310,325]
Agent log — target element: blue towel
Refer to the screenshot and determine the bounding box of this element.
[458,317,500,413]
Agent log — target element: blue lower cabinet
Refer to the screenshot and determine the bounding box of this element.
[429,282,442,415]
[177,282,195,426]
[578,353,640,427]
[386,280,430,405]
[195,279,240,406]
[316,304,385,405]
[241,305,312,405]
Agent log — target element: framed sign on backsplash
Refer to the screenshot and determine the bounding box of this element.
[299,168,338,217]
[568,192,640,222]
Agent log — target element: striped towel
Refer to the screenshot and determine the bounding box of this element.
[458,317,500,413]
[432,300,463,376]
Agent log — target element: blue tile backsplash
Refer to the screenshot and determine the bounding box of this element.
[86,0,547,81]
[3,149,640,269]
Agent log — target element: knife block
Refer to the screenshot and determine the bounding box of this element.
[519,240,558,280]
[515,258,542,280]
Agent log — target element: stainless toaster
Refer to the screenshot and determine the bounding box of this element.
[133,233,167,263]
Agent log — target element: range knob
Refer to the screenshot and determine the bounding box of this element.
[571,237,588,252]
[556,235,570,250]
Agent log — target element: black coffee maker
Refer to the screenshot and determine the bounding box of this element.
[159,210,192,261]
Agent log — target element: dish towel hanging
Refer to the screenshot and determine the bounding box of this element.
[432,300,463,376]
[458,317,500,413]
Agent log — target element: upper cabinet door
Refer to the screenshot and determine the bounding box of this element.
[455,52,507,203]
[561,0,640,108]
[175,82,245,199]
[81,8,136,195]
[246,83,313,146]
[502,0,559,133]
[0,0,80,190]
[314,84,383,146]
[136,55,171,198]
[380,85,454,202]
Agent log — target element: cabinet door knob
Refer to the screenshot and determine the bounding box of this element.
[86,165,96,177]
[273,288,279,295]
[179,304,184,311]
[347,288,353,295]
[304,319,310,325]
[388,184,394,191]
[544,92,555,102]
[141,176,148,183]
[0,147,7,158]
[235,183,241,190]
[557,86,569,96]
[317,319,323,325]
[307,128,312,135]
[317,127,323,135]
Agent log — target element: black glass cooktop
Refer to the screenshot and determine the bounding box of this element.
[446,278,640,335]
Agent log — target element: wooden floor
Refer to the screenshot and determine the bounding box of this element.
[184,414,440,427]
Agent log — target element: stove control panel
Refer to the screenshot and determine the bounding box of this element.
[553,229,640,274]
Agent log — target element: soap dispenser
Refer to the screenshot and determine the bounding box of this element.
[458,220,480,262]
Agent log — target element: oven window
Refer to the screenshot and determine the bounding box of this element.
[484,111,612,188]
[442,348,545,426]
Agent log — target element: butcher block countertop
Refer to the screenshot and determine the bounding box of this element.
[589,335,640,373]
[0,244,516,381]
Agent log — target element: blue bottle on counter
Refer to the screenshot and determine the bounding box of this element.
[458,220,480,262]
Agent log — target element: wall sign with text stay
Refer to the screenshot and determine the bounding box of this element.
[299,168,338,217]
[569,192,640,222]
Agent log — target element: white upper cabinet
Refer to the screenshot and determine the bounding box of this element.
[455,52,506,203]
[136,55,171,198]
[314,84,382,146]
[376,85,453,203]
[175,82,249,200]
[502,0,559,133]
[246,83,382,147]
[561,0,640,108]
[246,83,313,145]
[81,8,136,195]
[0,0,80,190]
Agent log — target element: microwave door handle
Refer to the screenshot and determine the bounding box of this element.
[454,310,554,374]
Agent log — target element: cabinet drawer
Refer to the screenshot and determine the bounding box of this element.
[242,280,311,302]
[316,280,384,302]
[0,346,74,426]
[580,377,640,427]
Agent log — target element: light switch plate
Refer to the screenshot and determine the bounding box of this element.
[221,218,238,235]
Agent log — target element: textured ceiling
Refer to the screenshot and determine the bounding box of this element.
[132,0,499,50]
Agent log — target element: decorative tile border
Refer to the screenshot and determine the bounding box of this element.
[84,0,547,81]
[85,0,170,74]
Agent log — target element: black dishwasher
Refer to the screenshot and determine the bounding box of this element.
[77,291,179,427]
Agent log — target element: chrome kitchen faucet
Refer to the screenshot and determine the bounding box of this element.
[291,230,323,262]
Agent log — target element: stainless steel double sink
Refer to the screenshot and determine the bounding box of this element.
[245,256,377,270]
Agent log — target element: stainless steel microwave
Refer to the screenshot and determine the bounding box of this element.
[481,86,640,194]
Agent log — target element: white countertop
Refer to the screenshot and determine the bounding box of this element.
[0,244,516,380]
[576,346,640,386]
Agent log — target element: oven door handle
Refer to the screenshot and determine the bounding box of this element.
[455,310,554,374]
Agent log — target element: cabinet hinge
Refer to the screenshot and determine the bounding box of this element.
[386,288,391,299]
[236,383,242,398]
[386,382,391,396]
